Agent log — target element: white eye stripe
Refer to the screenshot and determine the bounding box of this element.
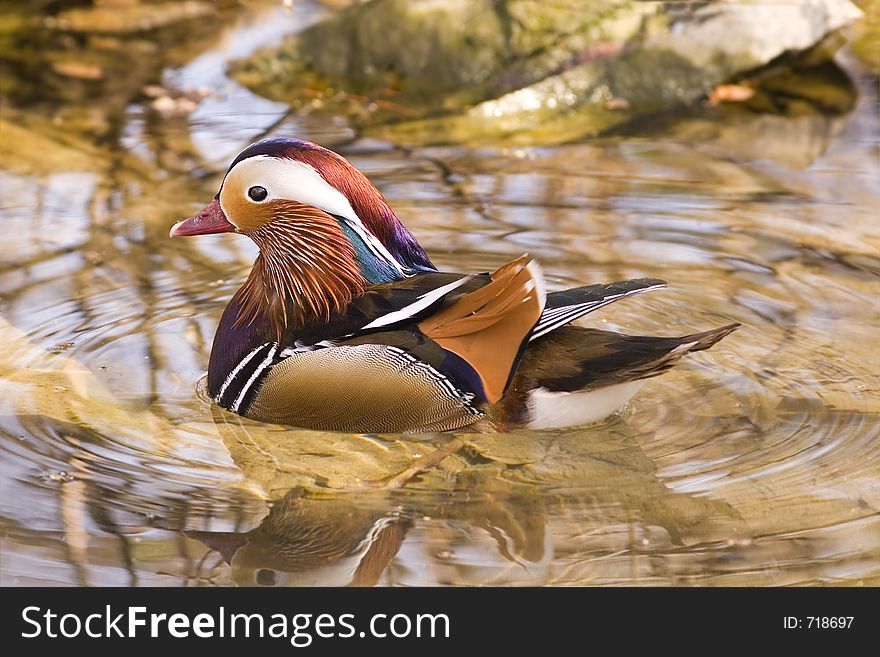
[224,155,355,217]
[222,155,407,275]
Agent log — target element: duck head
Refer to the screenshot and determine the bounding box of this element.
[170,138,434,334]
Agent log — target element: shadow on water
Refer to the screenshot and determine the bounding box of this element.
[1,1,878,586]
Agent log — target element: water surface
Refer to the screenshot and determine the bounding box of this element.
[1,2,878,586]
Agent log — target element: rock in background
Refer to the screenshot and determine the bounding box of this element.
[232,0,865,145]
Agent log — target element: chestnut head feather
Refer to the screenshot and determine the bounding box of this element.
[171,138,436,337]
[222,138,434,272]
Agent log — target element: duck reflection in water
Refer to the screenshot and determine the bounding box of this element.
[185,489,412,587]
[183,415,744,586]
[183,484,555,587]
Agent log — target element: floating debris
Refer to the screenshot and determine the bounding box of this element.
[143,85,208,117]
[49,341,75,353]
[55,1,215,34]
[50,61,104,80]
[708,84,756,106]
[43,471,76,484]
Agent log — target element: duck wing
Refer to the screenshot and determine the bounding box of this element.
[285,259,671,405]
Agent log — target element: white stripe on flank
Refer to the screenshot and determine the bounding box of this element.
[359,276,475,331]
[231,344,278,413]
[215,343,269,402]
[526,381,645,430]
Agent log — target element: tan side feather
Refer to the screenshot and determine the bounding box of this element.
[418,256,546,403]
[245,344,481,433]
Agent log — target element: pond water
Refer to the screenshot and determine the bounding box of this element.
[1,2,878,586]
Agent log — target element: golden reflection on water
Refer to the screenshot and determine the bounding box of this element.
[1,2,878,587]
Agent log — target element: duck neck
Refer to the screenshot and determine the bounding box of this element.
[334,217,410,285]
[232,216,368,340]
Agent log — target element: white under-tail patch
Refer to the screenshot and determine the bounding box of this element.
[526,380,645,430]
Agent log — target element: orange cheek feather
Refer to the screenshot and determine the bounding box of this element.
[221,191,275,234]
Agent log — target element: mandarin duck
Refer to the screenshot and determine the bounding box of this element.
[185,490,410,586]
[170,138,738,434]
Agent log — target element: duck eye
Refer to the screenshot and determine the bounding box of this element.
[255,568,276,586]
[248,186,268,202]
